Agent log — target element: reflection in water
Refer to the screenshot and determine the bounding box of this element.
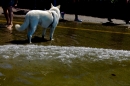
[0,45,130,86]
[0,72,4,76]
[0,63,12,69]
[0,28,13,44]
[111,33,125,48]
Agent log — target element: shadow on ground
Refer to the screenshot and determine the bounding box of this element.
[102,22,121,26]
[0,24,6,28]
[9,36,49,44]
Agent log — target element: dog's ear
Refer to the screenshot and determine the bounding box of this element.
[57,5,60,9]
[51,3,53,7]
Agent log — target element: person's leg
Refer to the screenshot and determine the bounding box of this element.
[73,2,82,22]
[53,0,56,6]
[7,6,13,29]
[60,0,65,20]
[108,17,113,22]
[74,14,82,22]
[74,14,78,20]
[2,7,10,25]
[61,12,65,19]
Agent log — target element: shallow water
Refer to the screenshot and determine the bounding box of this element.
[0,15,130,85]
[0,45,130,86]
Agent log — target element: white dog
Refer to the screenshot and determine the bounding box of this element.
[15,4,60,43]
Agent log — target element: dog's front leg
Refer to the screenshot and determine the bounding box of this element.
[42,28,47,40]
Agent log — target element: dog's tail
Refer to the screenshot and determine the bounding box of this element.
[15,15,29,31]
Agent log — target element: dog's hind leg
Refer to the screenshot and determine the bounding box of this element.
[27,21,38,43]
[27,28,35,43]
[27,28,37,43]
[27,34,32,43]
[50,27,56,41]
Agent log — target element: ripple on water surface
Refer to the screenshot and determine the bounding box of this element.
[0,45,130,86]
[0,45,130,62]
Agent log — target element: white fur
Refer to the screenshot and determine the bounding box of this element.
[15,4,60,43]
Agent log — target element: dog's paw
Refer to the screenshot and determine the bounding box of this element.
[50,38,54,41]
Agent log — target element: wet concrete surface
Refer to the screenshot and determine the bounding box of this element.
[0,7,130,86]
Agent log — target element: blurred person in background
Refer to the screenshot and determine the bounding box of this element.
[60,0,82,22]
[1,0,18,30]
[125,0,130,24]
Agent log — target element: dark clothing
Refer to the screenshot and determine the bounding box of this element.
[125,0,130,23]
[72,1,79,15]
[1,0,15,7]
[35,0,51,10]
[58,0,69,12]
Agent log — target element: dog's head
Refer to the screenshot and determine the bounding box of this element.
[50,3,60,18]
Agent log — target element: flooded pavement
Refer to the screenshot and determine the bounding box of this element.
[0,15,130,86]
[0,45,130,86]
[1,17,130,50]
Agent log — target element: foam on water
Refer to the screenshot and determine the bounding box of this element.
[0,45,130,62]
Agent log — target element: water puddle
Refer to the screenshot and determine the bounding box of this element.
[0,45,130,86]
